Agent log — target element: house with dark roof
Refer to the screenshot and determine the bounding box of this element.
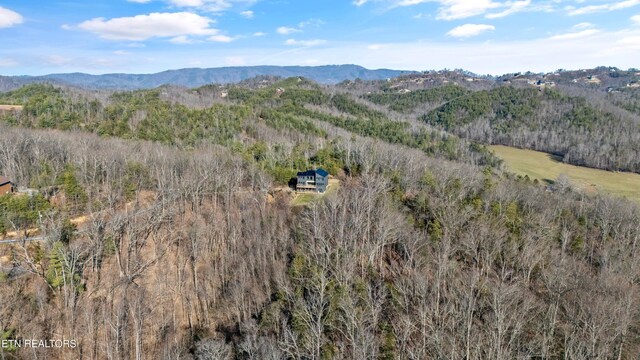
[296,168,329,193]
[0,176,14,196]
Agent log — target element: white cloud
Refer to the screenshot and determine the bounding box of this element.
[446,23,495,37]
[567,0,640,15]
[573,22,595,30]
[167,0,256,12]
[170,35,197,44]
[437,0,502,20]
[15,26,640,76]
[486,0,530,19]
[276,26,300,35]
[240,10,254,18]
[276,19,322,36]
[171,0,203,5]
[298,19,324,28]
[394,0,428,5]
[125,0,258,12]
[548,28,600,40]
[358,0,543,20]
[617,35,640,47]
[253,31,266,36]
[633,14,640,24]
[246,28,640,75]
[114,50,129,55]
[0,6,23,28]
[382,0,502,20]
[284,39,327,47]
[77,12,219,41]
[209,34,234,42]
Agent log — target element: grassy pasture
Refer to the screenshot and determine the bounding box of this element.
[490,145,640,202]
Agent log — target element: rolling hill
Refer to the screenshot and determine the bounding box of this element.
[0,65,416,91]
[1,71,640,359]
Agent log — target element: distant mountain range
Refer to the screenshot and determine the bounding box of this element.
[0,65,417,91]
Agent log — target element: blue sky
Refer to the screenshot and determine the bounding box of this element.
[0,0,639,75]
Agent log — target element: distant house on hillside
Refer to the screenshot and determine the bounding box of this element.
[0,176,14,196]
[296,168,329,193]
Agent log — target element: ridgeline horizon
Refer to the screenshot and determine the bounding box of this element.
[1,64,637,91]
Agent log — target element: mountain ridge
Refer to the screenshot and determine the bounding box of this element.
[0,64,417,91]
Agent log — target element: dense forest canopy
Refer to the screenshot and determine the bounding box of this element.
[0,71,639,359]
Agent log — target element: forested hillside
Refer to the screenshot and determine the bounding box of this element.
[0,76,639,359]
[420,86,640,172]
[336,68,640,173]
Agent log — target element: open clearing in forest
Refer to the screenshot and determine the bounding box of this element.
[0,105,23,111]
[291,178,341,207]
[490,145,640,202]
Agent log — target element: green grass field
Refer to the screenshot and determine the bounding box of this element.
[490,145,640,202]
